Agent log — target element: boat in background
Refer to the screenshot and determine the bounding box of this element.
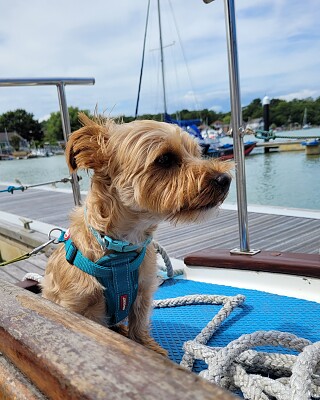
[0,153,14,160]
[165,113,257,159]
[205,140,256,159]
[27,148,54,158]
[301,138,320,155]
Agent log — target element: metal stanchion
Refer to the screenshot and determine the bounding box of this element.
[56,83,82,206]
[0,77,95,206]
[203,0,260,255]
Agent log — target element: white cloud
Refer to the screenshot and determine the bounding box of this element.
[0,0,319,118]
[210,105,223,113]
[278,90,319,102]
[38,114,51,123]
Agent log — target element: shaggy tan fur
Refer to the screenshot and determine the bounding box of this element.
[42,114,232,356]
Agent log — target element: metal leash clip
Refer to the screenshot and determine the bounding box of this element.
[29,238,56,256]
[48,228,64,244]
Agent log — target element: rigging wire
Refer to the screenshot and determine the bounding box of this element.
[168,0,202,120]
[135,0,151,119]
[136,0,201,120]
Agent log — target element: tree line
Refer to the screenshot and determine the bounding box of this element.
[0,107,90,149]
[1,97,319,148]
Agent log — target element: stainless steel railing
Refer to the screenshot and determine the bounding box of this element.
[203,1,259,255]
[0,77,95,206]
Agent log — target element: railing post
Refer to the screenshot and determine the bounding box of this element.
[56,83,81,206]
[204,0,259,255]
[0,77,94,207]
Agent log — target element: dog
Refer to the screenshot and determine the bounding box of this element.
[42,114,231,356]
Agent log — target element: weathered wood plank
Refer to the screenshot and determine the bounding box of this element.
[0,354,46,399]
[0,256,47,284]
[0,279,238,400]
[0,263,30,280]
[0,185,319,286]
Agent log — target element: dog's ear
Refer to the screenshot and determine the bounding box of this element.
[65,113,109,172]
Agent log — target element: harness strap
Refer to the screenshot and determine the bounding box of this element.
[83,207,152,252]
[59,230,148,325]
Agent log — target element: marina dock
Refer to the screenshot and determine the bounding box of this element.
[0,184,319,284]
[256,140,304,151]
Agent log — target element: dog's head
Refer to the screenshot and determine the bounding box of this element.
[66,114,232,223]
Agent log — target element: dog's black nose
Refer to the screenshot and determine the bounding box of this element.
[213,173,231,190]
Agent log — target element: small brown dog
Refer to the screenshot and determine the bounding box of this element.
[42,114,231,356]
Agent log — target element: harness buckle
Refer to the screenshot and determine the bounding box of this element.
[103,236,131,252]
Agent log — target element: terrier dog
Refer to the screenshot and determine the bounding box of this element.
[42,114,231,356]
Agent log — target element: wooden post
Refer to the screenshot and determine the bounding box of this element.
[263,96,270,154]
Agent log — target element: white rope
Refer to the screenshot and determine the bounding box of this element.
[22,240,320,400]
[154,241,184,280]
[153,240,175,277]
[154,293,320,400]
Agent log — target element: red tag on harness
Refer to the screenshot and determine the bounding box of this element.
[120,294,128,311]
[64,229,71,241]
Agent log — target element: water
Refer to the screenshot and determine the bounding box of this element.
[231,150,320,210]
[0,129,319,210]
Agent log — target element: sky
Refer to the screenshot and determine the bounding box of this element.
[0,0,319,121]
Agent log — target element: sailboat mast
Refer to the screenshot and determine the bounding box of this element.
[157,0,168,118]
[303,108,307,125]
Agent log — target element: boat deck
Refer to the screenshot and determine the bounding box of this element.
[0,185,319,284]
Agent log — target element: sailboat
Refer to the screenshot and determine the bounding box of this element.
[135,0,256,160]
[0,128,14,160]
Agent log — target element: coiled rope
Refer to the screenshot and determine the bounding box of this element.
[154,293,320,400]
[153,240,184,278]
[21,240,320,399]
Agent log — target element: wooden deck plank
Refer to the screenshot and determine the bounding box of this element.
[0,185,319,285]
[18,257,47,275]
[0,354,47,399]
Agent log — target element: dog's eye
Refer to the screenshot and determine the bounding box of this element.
[155,152,178,168]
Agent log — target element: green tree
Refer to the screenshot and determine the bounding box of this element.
[0,109,43,141]
[106,97,320,129]
[242,98,262,121]
[222,114,231,125]
[43,107,90,143]
[9,134,21,151]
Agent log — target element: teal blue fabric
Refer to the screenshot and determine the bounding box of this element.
[58,230,147,326]
[83,206,152,252]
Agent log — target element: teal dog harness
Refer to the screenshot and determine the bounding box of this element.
[58,229,152,326]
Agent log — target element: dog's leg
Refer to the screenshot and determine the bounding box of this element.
[128,296,167,357]
[43,280,106,325]
[42,253,107,325]
[127,250,168,357]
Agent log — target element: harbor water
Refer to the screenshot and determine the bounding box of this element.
[0,129,319,211]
